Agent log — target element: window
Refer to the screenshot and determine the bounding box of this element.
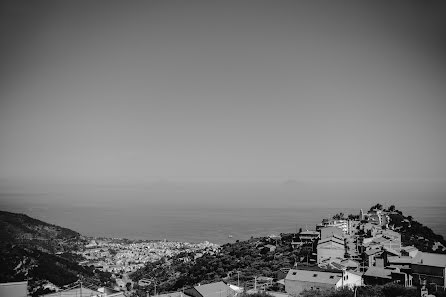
[292,272,297,275]
[313,274,318,277]
[329,276,334,279]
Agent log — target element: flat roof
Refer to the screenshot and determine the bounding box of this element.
[285,269,341,285]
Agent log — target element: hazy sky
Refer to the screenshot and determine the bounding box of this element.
[1,1,446,183]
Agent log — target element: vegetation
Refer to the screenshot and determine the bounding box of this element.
[0,211,112,294]
[0,210,84,253]
[389,212,446,253]
[0,243,94,286]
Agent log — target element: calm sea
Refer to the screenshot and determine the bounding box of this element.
[1,181,445,244]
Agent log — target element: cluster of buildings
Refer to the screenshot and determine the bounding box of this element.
[284,208,446,296]
[79,239,219,274]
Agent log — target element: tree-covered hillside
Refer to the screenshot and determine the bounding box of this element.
[0,210,110,296]
[0,210,83,253]
[131,204,446,296]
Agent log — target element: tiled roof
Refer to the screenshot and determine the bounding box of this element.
[383,247,400,256]
[193,282,235,297]
[387,256,413,264]
[318,236,344,247]
[363,267,392,279]
[340,259,359,268]
[285,269,342,285]
[412,252,446,268]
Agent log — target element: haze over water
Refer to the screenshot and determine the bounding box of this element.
[1,181,445,244]
[1,1,446,245]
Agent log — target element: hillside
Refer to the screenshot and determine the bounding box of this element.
[130,204,446,296]
[389,211,446,253]
[0,211,110,296]
[0,243,94,286]
[0,210,83,253]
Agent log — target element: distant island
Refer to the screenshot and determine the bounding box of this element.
[1,205,445,297]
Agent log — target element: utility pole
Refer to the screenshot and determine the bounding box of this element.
[237,271,240,287]
[79,277,83,297]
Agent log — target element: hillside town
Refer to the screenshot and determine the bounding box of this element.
[127,205,446,297]
[79,238,220,274]
[2,205,446,297]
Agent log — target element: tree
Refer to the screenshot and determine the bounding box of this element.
[348,214,359,220]
[126,282,132,291]
[370,203,383,211]
[332,213,345,220]
[388,205,396,212]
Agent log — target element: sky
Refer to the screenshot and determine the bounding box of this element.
[1,1,446,184]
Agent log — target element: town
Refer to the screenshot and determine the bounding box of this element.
[2,205,446,297]
[79,238,220,275]
[125,205,446,297]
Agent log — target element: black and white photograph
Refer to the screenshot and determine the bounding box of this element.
[1,1,446,297]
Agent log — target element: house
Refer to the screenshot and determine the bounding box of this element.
[0,281,28,297]
[386,256,413,270]
[401,246,419,258]
[299,230,320,242]
[364,247,383,267]
[317,235,345,264]
[363,267,392,285]
[340,259,360,271]
[363,267,412,287]
[284,269,361,295]
[320,227,344,240]
[184,282,236,297]
[411,252,446,287]
[320,259,360,272]
[317,220,349,235]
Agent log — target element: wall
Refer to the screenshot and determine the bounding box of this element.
[285,279,335,295]
[412,265,445,287]
[317,246,345,264]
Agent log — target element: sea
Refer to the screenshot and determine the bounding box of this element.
[1,181,445,244]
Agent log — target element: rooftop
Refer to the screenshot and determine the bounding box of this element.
[190,282,235,297]
[285,269,342,285]
[412,252,446,268]
[363,267,392,279]
[387,256,413,264]
[300,231,319,236]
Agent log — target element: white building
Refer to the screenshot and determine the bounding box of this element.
[285,269,361,295]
